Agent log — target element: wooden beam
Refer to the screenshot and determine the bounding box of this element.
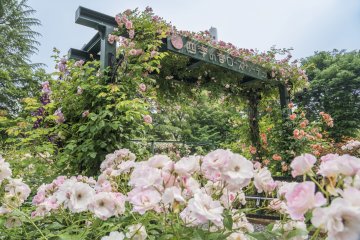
[75,6,117,30]
[166,35,268,80]
[68,48,100,61]
[74,6,117,69]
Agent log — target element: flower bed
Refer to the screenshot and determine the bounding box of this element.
[1,148,360,239]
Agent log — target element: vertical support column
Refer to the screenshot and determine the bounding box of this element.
[246,89,262,161]
[279,84,290,117]
[99,26,116,70]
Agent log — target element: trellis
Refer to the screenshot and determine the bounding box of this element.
[68,6,290,160]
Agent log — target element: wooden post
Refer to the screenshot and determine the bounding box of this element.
[246,89,262,161]
[279,84,290,117]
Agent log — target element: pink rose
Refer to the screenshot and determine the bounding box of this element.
[129,49,137,56]
[143,115,152,124]
[139,83,146,92]
[82,110,89,118]
[289,114,296,120]
[128,29,135,39]
[285,181,326,220]
[125,20,133,30]
[108,34,117,44]
[150,50,158,58]
[290,154,316,177]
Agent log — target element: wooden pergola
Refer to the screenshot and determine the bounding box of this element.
[68,6,290,160]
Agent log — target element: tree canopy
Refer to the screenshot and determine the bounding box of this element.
[0,0,42,114]
[297,50,360,141]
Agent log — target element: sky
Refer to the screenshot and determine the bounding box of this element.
[28,0,360,72]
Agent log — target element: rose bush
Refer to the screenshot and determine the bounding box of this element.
[1,148,360,239]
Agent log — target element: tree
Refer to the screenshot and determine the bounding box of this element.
[297,50,360,141]
[0,0,42,114]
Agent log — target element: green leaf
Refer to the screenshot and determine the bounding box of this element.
[223,213,233,230]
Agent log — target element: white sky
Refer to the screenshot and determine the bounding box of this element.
[28,0,360,72]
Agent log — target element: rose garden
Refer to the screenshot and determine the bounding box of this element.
[1,1,360,240]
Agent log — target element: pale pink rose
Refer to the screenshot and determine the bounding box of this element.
[53,176,67,187]
[129,164,162,189]
[174,156,200,176]
[5,179,31,202]
[181,176,200,198]
[113,192,126,216]
[95,180,112,193]
[139,83,146,92]
[68,182,95,213]
[143,115,152,124]
[290,154,316,177]
[320,153,339,162]
[147,155,173,171]
[162,186,185,207]
[161,171,177,188]
[341,187,360,208]
[318,154,359,177]
[32,197,59,217]
[253,161,261,170]
[127,187,161,214]
[180,207,202,226]
[116,160,135,174]
[285,181,326,220]
[202,149,233,181]
[312,198,360,240]
[54,178,78,205]
[89,192,117,220]
[0,159,12,183]
[181,191,224,227]
[222,154,254,189]
[32,191,46,205]
[254,167,276,193]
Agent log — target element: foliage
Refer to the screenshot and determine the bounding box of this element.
[0,0,42,114]
[151,91,239,148]
[297,50,360,141]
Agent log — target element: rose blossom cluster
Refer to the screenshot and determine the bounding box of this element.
[124,149,257,236]
[341,139,360,151]
[32,149,261,238]
[0,156,31,219]
[269,153,360,239]
[31,174,126,220]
